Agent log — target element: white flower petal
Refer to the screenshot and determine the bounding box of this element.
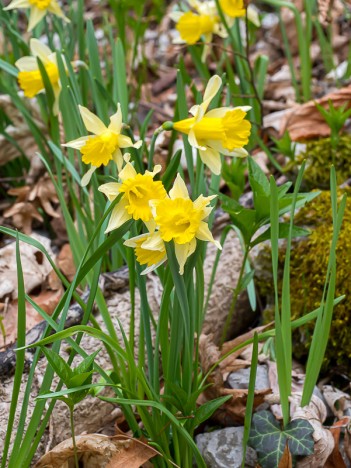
[133,140,143,149]
[48,1,70,21]
[81,166,96,187]
[63,136,88,150]
[124,233,146,248]
[169,173,189,200]
[15,56,37,72]
[30,38,52,62]
[98,182,121,201]
[141,258,167,275]
[79,105,107,135]
[207,140,248,157]
[109,103,122,133]
[4,0,30,10]
[28,6,47,31]
[199,147,221,175]
[105,199,131,233]
[247,5,260,27]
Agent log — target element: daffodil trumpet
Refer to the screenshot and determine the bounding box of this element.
[165,75,251,175]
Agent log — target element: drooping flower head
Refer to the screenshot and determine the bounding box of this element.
[99,155,167,233]
[151,174,221,274]
[4,0,69,31]
[170,0,226,61]
[63,106,142,186]
[166,75,251,175]
[124,231,167,275]
[15,38,63,115]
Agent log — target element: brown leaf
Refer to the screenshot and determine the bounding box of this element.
[281,86,351,141]
[325,417,349,468]
[35,434,159,468]
[318,0,333,26]
[57,243,76,282]
[278,442,293,468]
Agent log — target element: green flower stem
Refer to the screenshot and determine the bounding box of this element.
[69,406,79,468]
[220,245,250,348]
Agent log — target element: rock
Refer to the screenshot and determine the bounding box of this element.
[227,365,269,391]
[196,427,257,468]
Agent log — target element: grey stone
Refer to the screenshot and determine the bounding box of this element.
[227,365,269,391]
[196,427,257,468]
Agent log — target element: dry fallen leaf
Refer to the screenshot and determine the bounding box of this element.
[281,85,351,141]
[278,442,293,468]
[323,385,351,419]
[57,243,76,282]
[325,417,349,468]
[318,0,333,26]
[35,434,159,468]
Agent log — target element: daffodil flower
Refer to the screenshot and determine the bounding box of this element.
[63,105,142,186]
[15,38,64,116]
[99,155,167,233]
[124,231,167,275]
[166,75,251,175]
[151,173,221,274]
[219,0,260,27]
[170,0,226,61]
[4,0,69,31]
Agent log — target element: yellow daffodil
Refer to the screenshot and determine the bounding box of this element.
[219,0,260,27]
[124,231,167,275]
[99,155,167,233]
[151,174,221,274]
[63,105,142,186]
[165,75,251,175]
[15,38,63,116]
[4,0,69,31]
[170,0,226,61]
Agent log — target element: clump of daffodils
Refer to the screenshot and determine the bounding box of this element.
[63,106,142,186]
[15,38,64,115]
[99,156,220,275]
[4,0,69,31]
[170,0,260,61]
[164,75,251,175]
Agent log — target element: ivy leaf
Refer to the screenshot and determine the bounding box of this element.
[249,410,314,468]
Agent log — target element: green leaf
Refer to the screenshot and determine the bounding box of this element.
[220,194,256,245]
[40,347,73,384]
[249,411,314,468]
[251,223,310,248]
[192,396,231,428]
[248,156,270,220]
[68,372,93,388]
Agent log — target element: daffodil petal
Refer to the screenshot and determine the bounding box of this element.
[105,199,131,233]
[63,136,89,149]
[188,129,206,151]
[119,160,137,181]
[112,148,123,172]
[78,105,107,135]
[206,140,248,157]
[81,166,96,187]
[169,173,189,200]
[141,231,164,251]
[4,0,29,10]
[124,233,146,248]
[141,258,167,275]
[247,5,260,27]
[175,239,196,274]
[196,221,221,249]
[199,74,222,117]
[98,182,121,201]
[109,103,123,134]
[189,104,201,117]
[30,38,52,63]
[199,147,221,175]
[28,7,47,31]
[169,11,183,22]
[133,140,143,149]
[48,1,69,21]
[117,134,134,148]
[145,219,157,233]
[15,56,37,72]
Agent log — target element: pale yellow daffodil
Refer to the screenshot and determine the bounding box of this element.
[168,75,251,175]
[151,174,221,274]
[63,105,142,186]
[170,0,227,61]
[15,38,64,116]
[4,0,69,31]
[124,231,167,275]
[99,155,167,233]
[219,0,260,27]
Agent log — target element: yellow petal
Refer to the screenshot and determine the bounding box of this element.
[112,148,123,172]
[105,199,131,233]
[81,166,96,187]
[15,56,37,72]
[79,105,107,135]
[109,103,123,134]
[30,38,52,63]
[198,147,222,175]
[48,1,70,22]
[175,239,196,275]
[28,8,47,31]
[4,0,30,10]
[119,159,137,181]
[117,134,134,148]
[63,136,89,150]
[188,129,206,151]
[169,173,189,200]
[98,182,121,201]
[196,221,221,249]
[199,75,222,118]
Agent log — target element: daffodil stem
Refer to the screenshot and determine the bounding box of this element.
[69,406,79,468]
[220,246,250,348]
[148,127,164,170]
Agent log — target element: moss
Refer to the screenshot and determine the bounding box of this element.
[294,135,351,189]
[258,189,351,374]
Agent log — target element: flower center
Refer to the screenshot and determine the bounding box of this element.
[28,0,52,9]
[155,198,202,244]
[81,131,119,167]
[120,175,167,222]
[176,12,216,44]
[134,236,166,268]
[18,61,59,98]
